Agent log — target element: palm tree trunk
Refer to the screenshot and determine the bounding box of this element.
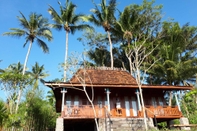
[107,31,113,69]
[22,41,32,75]
[15,40,33,113]
[64,31,69,82]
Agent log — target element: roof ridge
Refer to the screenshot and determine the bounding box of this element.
[83,66,126,71]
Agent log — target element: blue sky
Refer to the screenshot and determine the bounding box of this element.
[0,0,197,99]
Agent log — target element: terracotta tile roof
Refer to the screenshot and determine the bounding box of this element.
[43,67,193,90]
[69,67,137,85]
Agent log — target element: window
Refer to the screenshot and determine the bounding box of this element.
[158,97,164,106]
[152,97,157,107]
[97,96,102,108]
[104,96,108,106]
[74,96,79,106]
[82,99,89,105]
[66,95,71,107]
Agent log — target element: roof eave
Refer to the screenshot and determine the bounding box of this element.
[44,82,193,90]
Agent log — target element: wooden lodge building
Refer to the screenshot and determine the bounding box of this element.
[43,67,192,131]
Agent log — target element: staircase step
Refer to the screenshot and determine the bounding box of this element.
[99,118,150,131]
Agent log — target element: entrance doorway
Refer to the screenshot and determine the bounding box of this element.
[64,119,96,131]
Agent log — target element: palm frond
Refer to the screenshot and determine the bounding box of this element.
[94,9,104,24]
[48,5,63,25]
[18,11,30,30]
[23,36,29,47]
[71,14,85,24]
[58,1,65,16]
[37,28,53,41]
[29,12,39,30]
[64,1,76,23]
[107,0,116,21]
[70,24,93,35]
[88,14,102,27]
[38,16,48,28]
[3,28,26,37]
[49,24,63,31]
[36,38,49,53]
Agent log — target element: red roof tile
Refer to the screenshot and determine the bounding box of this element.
[69,67,137,85]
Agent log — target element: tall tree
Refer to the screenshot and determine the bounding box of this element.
[0,62,29,114]
[89,0,117,68]
[3,12,52,75]
[3,12,52,112]
[112,0,162,75]
[147,22,197,105]
[48,0,92,82]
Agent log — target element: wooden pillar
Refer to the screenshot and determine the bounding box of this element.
[61,88,67,112]
[105,88,111,111]
[136,89,142,111]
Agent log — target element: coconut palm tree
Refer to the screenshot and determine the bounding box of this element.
[3,12,52,75]
[48,0,92,82]
[3,12,52,113]
[112,1,162,76]
[112,5,136,75]
[112,5,136,46]
[89,0,117,68]
[28,62,49,90]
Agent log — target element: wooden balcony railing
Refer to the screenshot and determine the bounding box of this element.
[60,105,183,119]
[145,105,182,118]
[61,105,106,118]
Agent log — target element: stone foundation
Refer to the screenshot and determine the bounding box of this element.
[55,118,64,131]
[98,118,154,131]
[180,117,190,130]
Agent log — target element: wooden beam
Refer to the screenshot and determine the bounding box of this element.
[44,82,193,90]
